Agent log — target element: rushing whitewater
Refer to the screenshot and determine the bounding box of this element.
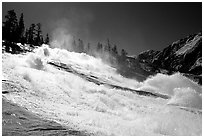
[2,45,202,135]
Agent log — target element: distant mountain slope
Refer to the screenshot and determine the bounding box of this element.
[135,32,202,84]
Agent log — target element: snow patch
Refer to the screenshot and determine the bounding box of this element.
[176,35,201,55]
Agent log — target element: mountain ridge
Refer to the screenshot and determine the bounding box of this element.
[126,32,202,84]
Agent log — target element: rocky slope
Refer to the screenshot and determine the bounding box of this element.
[135,32,202,84]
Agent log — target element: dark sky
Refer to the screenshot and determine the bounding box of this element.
[2,2,202,55]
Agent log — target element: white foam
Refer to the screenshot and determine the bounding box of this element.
[167,87,202,109]
[138,73,202,110]
[138,73,201,95]
[2,45,202,136]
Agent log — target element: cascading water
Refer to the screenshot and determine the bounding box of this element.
[2,44,202,136]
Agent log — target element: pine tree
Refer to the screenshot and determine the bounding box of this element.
[97,42,103,53]
[25,28,29,44]
[104,38,111,53]
[35,23,43,46]
[72,37,77,51]
[28,23,36,45]
[18,13,25,43]
[86,42,91,54]
[3,10,18,42]
[41,37,44,45]
[77,39,84,53]
[119,49,128,64]
[45,33,49,44]
[107,38,111,52]
[112,45,118,57]
[121,49,128,57]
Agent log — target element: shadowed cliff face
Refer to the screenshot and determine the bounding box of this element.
[135,32,202,84]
